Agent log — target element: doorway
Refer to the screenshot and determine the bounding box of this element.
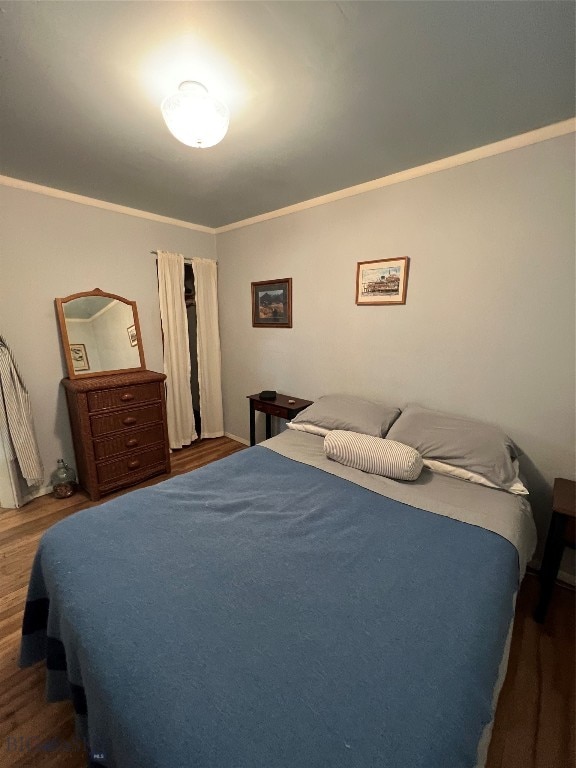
[184,263,201,437]
[156,251,224,446]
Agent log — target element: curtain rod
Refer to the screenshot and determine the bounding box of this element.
[151,250,193,265]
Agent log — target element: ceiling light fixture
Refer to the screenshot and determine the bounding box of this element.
[161,81,229,149]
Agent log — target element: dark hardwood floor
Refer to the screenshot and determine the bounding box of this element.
[0,436,574,767]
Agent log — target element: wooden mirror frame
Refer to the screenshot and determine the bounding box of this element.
[55,288,146,379]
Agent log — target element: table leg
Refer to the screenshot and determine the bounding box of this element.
[534,511,567,623]
[265,413,272,440]
[249,402,256,446]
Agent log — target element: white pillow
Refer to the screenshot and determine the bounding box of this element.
[324,430,423,481]
[423,459,529,495]
[287,422,330,437]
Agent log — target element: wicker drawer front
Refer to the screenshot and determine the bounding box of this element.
[93,424,165,460]
[63,371,169,501]
[90,404,163,437]
[87,383,161,413]
[96,446,166,485]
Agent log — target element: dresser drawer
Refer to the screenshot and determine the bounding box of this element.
[63,371,169,501]
[96,445,167,485]
[93,424,165,460]
[90,403,163,437]
[87,383,161,413]
[256,401,286,418]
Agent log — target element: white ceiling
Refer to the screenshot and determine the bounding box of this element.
[0,1,574,228]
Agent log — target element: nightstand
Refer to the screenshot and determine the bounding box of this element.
[247,393,313,446]
[534,477,576,623]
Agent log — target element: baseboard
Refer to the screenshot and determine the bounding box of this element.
[0,483,53,510]
[225,432,250,446]
[557,570,576,588]
[23,484,52,503]
[529,558,575,588]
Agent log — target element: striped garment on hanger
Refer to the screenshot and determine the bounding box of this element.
[0,336,43,487]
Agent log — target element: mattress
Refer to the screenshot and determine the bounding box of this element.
[20,431,536,768]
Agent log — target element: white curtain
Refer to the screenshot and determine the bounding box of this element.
[157,251,197,448]
[192,258,224,438]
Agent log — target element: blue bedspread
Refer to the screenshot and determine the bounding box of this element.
[20,446,518,768]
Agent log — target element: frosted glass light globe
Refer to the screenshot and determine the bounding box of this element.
[161,81,229,149]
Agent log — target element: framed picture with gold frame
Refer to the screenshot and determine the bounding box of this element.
[356,257,410,305]
[69,343,90,372]
[127,324,138,347]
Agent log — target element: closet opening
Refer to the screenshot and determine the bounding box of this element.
[156,250,224,447]
[184,263,201,438]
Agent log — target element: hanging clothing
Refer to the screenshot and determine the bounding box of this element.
[0,336,43,487]
[192,258,224,438]
[157,251,197,449]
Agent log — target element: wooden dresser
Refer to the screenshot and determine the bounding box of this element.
[62,370,170,501]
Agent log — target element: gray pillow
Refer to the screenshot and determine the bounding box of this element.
[287,394,401,438]
[324,431,423,481]
[386,404,520,491]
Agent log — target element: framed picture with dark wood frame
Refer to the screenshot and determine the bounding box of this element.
[251,278,292,328]
[356,257,410,305]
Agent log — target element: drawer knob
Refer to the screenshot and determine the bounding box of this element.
[123,416,138,426]
[120,393,135,402]
[127,459,141,470]
[126,438,139,447]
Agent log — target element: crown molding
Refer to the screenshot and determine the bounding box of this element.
[1,118,573,236]
[0,175,215,234]
[215,118,576,234]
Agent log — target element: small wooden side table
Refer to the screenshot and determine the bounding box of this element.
[247,393,313,446]
[534,477,576,623]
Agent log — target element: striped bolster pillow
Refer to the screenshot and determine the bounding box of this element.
[324,430,423,481]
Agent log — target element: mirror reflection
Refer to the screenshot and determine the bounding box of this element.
[56,290,146,378]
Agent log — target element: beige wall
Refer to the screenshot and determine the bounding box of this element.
[1,133,574,574]
[216,134,575,571]
[0,186,215,492]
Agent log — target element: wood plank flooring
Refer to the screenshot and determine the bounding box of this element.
[0,436,574,768]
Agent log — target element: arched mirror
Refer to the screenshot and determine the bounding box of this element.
[55,289,146,379]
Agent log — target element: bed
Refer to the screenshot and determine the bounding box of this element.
[20,398,536,768]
